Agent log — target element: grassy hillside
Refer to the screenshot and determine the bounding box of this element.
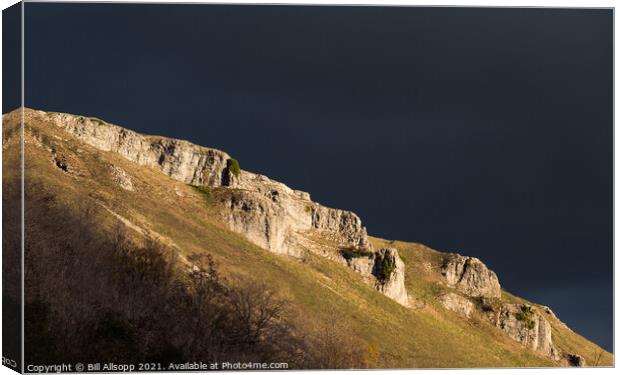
[370,237,613,367]
[4,109,612,368]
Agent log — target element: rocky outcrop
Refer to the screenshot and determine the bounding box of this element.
[43,111,231,187]
[492,304,559,360]
[36,109,399,300]
[437,252,561,361]
[35,109,372,255]
[438,292,475,318]
[218,187,309,257]
[342,248,408,306]
[13,108,607,364]
[441,253,501,299]
[373,248,408,306]
[311,205,371,249]
[217,175,370,257]
[219,183,403,304]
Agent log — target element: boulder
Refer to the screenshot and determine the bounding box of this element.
[441,253,501,299]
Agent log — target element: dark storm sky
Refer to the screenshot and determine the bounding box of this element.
[22,4,613,351]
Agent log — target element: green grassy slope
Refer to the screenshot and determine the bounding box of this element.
[6,109,612,368]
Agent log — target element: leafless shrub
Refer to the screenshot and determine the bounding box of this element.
[20,185,325,367]
[302,307,366,369]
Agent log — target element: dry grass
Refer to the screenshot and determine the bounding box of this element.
[5,109,612,368]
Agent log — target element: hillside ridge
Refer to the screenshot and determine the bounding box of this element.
[5,107,612,367]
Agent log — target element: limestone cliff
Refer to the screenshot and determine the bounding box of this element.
[438,252,563,361]
[18,108,595,362]
[32,109,405,304]
[44,111,231,187]
[441,253,501,299]
[37,109,370,254]
[217,171,371,257]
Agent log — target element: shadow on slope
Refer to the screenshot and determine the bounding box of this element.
[14,182,366,369]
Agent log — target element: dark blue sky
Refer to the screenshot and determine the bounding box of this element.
[21,4,613,351]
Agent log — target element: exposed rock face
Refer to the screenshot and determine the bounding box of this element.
[373,248,408,306]
[437,253,561,360]
[441,253,501,299]
[311,205,371,250]
[37,109,399,299]
[438,292,475,318]
[227,171,371,251]
[37,109,371,254]
[217,173,370,257]
[218,187,307,257]
[341,248,408,306]
[493,304,559,360]
[44,111,231,187]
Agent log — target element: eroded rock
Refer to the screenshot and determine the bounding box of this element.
[373,248,408,306]
[219,189,300,256]
[218,186,370,257]
[44,111,231,186]
[340,248,408,306]
[493,303,559,360]
[37,108,409,304]
[311,205,371,250]
[41,109,374,258]
[41,110,370,252]
[441,253,501,299]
